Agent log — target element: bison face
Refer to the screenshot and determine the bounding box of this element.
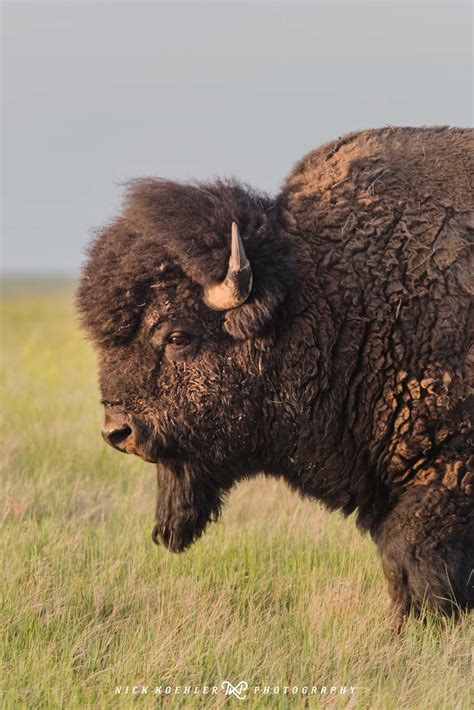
[95,278,268,552]
[77,179,292,551]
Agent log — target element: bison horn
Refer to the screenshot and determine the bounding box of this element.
[203,222,253,310]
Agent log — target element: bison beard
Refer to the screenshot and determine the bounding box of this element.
[152,462,224,552]
[77,126,474,627]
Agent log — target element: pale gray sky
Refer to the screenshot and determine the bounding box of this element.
[2,1,472,274]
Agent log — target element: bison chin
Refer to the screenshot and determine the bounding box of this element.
[152,461,224,552]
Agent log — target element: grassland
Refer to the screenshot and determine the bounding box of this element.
[1,288,472,709]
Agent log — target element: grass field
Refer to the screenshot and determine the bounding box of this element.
[1,288,472,709]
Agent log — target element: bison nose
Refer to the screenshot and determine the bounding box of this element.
[101,424,133,450]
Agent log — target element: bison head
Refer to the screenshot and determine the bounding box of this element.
[77,179,292,551]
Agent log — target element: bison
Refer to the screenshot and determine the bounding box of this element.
[78,127,473,625]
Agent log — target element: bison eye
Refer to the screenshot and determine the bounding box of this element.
[154,324,201,360]
[166,331,192,348]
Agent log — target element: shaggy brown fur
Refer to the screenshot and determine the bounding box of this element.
[78,127,474,625]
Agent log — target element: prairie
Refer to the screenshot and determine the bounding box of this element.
[1,287,472,708]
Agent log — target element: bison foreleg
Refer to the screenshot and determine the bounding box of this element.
[374,462,474,625]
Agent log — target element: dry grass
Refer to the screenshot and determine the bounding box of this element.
[1,292,472,708]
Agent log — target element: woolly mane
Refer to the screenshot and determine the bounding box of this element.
[77,179,293,346]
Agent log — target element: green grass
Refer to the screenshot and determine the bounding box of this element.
[1,290,472,709]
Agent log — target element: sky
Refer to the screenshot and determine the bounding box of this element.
[2,1,472,275]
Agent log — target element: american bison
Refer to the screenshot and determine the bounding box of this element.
[78,127,473,625]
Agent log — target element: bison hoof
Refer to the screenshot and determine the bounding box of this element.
[151,524,161,545]
[390,604,411,634]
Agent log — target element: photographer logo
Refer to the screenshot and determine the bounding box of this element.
[221,680,248,700]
